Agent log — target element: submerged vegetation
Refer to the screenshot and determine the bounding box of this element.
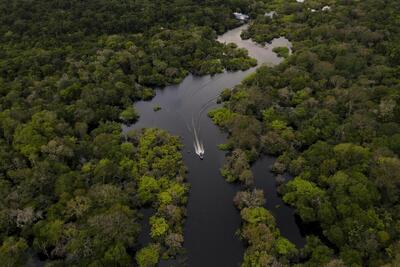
[213,0,400,266]
[153,105,162,112]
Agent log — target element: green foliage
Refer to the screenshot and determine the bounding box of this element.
[275,237,296,256]
[242,250,270,267]
[153,105,162,112]
[301,236,335,266]
[150,216,169,238]
[13,111,59,159]
[33,220,64,251]
[235,189,285,267]
[0,237,29,267]
[0,0,256,265]
[218,143,232,151]
[0,120,186,265]
[212,1,400,265]
[158,191,173,206]
[272,47,290,58]
[221,149,254,185]
[373,156,400,203]
[333,143,371,171]
[136,244,160,267]
[208,107,235,127]
[283,178,325,222]
[103,243,131,266]
[241,207,272,224]
[138,176,160,204]
[2,0,400,265]
[119,106,139,123]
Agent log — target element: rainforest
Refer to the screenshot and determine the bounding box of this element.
[0,0,399,266]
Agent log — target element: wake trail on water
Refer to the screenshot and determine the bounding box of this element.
[177,81,224,159]
[196,94,221,134]
[189,75,224,100]
[172,88,222,160]
[191,92,224,159]
[192,117,204,159]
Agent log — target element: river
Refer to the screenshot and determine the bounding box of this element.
[123,24,305,267]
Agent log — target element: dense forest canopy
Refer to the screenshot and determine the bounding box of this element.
[211,0,400,266]
[2,0,400,266]
[1,0,252,38]
[0,0,263,265]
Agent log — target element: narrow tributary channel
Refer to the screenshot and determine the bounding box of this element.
[123,24,305,267]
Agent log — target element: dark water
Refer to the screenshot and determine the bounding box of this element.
[252,157,306,247]
[123,24,304,267]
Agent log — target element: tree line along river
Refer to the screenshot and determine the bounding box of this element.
[123,24,304,267]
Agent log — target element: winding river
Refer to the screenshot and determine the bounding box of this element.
[123,24,305,267]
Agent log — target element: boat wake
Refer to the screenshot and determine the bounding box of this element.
[192,118,204,159]
[181,82,222,160]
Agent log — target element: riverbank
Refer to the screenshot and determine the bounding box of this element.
[123,24,303,266]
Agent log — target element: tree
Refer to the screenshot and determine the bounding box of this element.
[103,243,131,266]
[234,190,265,210]
[273,47,290,58]
[221,149,253,183]
[0,237,29,267]
[275,237,297,257]
[135,244,160,267]
[33,220,64,257]
[13,111,60,160]
[372,157,400,203]
[333,143,370,171]
[119,106,139,123]
[149,216,169,239]
[240,207,274,225]
[138,176,160,204]
[282,178,325,222]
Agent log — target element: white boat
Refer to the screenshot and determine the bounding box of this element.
[193,119,205,160]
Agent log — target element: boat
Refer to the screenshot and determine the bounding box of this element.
[193,119,205,160]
